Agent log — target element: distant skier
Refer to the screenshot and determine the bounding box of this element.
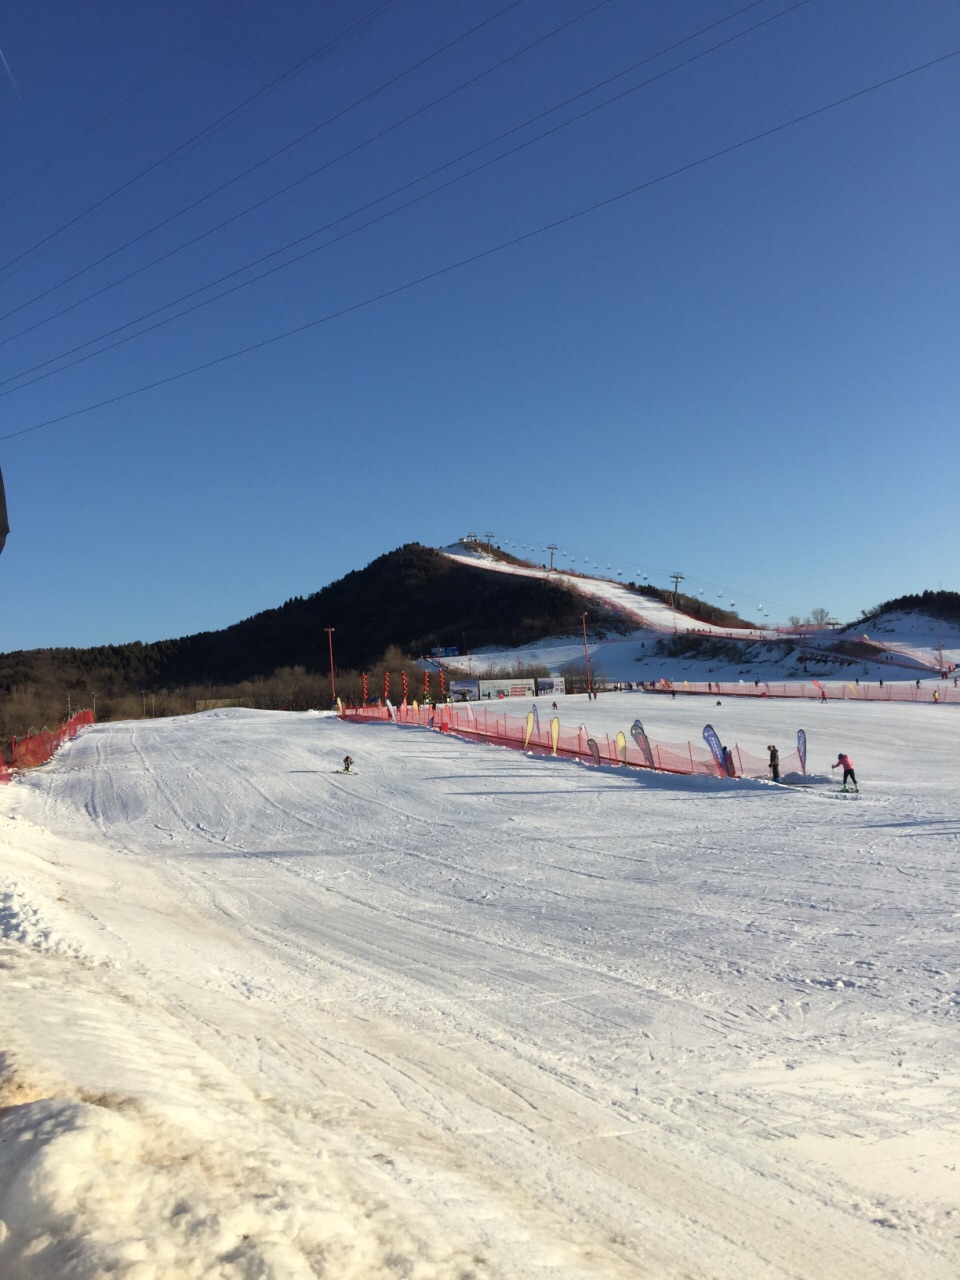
[768,744,780,782]
[722,746,736,777]
[342,755,353,774]
[831,752,858,792]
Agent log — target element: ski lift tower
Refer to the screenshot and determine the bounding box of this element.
[670,572,685,634]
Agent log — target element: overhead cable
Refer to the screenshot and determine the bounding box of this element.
[0,0,802,377]
[3,46,955,443]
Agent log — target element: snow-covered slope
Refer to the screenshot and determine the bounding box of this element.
[2,701,958,1278]
[441,546,959,678]
[443,544,778,638]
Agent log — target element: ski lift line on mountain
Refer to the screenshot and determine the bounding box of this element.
[485,534,807,616]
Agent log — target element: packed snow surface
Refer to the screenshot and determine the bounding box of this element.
[1,696,959,1278]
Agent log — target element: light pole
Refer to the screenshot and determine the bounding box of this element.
[90,692,97,720]
[581,612,593,698]
[325,627,336,704]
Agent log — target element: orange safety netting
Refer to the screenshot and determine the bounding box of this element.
[339,702,798,781]
[9,709,95,774]
[643,678,959,703]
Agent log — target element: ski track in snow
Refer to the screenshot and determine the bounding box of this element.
[0,696,958,1278]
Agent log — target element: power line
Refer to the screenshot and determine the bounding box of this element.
[3,45,954,445]
[0,0,573,327]
[0,0,754,337]
[0,2,253,214]
[0,0,806,388]
[0,0,401,282]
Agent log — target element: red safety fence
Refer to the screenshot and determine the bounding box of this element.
[6,710,95,776]
[339,702,802,781]
[643,678,960,703]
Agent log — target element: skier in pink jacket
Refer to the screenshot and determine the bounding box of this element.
[831,752,858,791]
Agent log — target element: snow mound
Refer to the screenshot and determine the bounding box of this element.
[0,886,90,961]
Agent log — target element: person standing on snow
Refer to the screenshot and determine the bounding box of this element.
[831,752,858,791]
[768,744,780,782]
[342,755,354,774]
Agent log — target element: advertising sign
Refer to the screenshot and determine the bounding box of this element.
[535,677,566,696]
[478,679,537,700]
[449,679,479,701]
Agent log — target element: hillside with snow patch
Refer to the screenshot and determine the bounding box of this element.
[440,544,960,681]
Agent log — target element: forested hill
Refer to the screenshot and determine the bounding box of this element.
[857,589,960,626]
[0,544,628,695]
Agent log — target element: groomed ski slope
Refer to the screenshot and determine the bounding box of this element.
[1,695,958,1279]
[440,546,960,674]
[441,546,779,638]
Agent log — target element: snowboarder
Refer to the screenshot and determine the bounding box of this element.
[768,744,780,782]
[342,755,353,774]
[831,752,858,791]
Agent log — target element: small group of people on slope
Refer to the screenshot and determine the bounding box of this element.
[766,743,858,791]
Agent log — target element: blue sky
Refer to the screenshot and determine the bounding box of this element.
[0,0,957,652]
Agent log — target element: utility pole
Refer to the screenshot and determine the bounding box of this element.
[546,543,558,570]
[581,612,593,697]
[670,572,684,634]
[325,627,336,704]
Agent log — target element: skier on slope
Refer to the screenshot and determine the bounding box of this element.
[342,755,353,774]
[831,752,858,792]
[767,744,780,783]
